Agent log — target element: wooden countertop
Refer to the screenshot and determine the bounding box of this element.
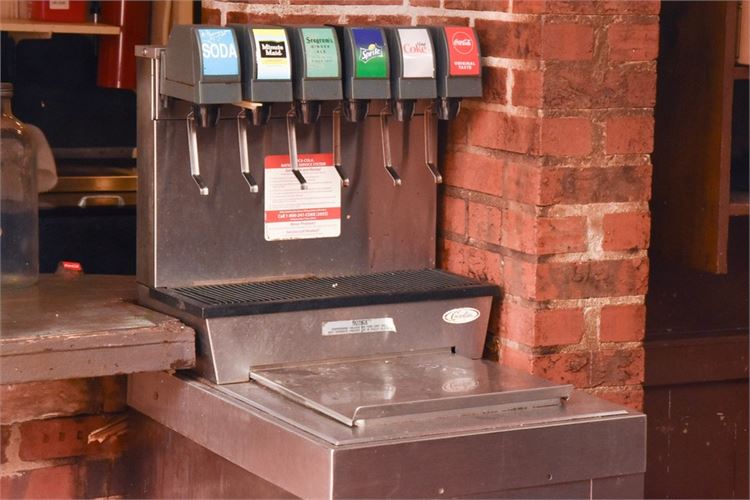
[1,275,195,384]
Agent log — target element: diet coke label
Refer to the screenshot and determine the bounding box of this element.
[398,28,435,78]
[445,27,480,76]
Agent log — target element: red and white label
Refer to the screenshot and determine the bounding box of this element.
[264,153,341,241]
[445,27,480,76]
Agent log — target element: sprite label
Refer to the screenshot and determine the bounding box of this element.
[352,28,388,79]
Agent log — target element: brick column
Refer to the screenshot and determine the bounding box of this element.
[204,0,659,410]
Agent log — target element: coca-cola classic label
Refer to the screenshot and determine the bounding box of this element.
[445,27,480,76]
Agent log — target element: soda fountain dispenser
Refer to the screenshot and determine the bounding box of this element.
[128,23,646,499]
[232,25,295,192]
[430,26,483,120]
[160,25,242,195]
[287,26,347,188]
[385,27,440,184]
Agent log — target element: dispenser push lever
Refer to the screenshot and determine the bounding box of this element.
[186,111,209,196]
[236,110,259,193]
[286,107,308,190]
[379,105,402,186]
[332,106,350,187]
[423,103,442,184]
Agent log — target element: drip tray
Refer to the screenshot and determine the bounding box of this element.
[249,351,572,427]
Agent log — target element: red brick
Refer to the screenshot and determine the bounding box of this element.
[540,116,592,156]
[102,376,127,414]
[439,196,467,236]
[439,239,502,284]
[605,115,654,154]
[346,14,411,25]
[588,386,644,411]
[602,66,657,108]
[1,379,103,425]
[446,107,469,145]
[467,202,502,244]
[592,348,644,386]
[512,0,547,13]
[502,160,553,205]
[201,8,221,25]
[500,345,533,371]
[601,0,660,15]
[504,302,585,346]
[469,109,539,154]
[416,16,469,26]
[535,258,649,300]
[532,352,591,387]
[18,415,125,462]
[608,23,659,62]
[445,0,509,10]
[291,0,398,3]
[600,304,646,342]
[1,425,9,464]
[506,257,649,301]
[543,64,597,109]
[444,150,502,196]
[545,0,598,14]
[512,69,543,108]
[226,11,341,25]
[0,465,77,499]
[475,19,541,59]
[602,212,651,251]
[502,210,587,254]
[542,23,594,61]
[482,67,508,105]
[552,164,653,204]
[410,0,440,6]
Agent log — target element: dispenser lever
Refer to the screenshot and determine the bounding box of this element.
[186,111,209,196]
[423,103,442,184]
[285,107,308,190]
[379,105,402,186]
[332,106,350,187]
[236,111,259,193]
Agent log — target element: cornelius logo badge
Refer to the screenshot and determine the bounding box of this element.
[359,43,384,63]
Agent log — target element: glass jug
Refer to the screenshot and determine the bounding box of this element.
[1,82,38,288]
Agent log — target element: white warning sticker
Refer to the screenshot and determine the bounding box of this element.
[322,318,397,336]
[264,153,341,241]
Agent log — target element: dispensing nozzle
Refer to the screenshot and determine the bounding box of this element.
[286,106,308,190]
[423,102,442,183]
[236,110,259,193]
[186,111,209,196]
[379,104,401,186]
[332,106,350,187]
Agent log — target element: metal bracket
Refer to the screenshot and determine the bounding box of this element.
[286,106,308,190]
[236,110,259,193]
[186,111,209,196]
[423,103,442,184]
[332,106,350,187]
[379,104,402,186]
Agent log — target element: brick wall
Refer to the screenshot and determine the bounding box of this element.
[0,377,129,498]
[204,0,658,410]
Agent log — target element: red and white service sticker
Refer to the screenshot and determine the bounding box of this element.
[445,27,480,76]
[264,153,341,241]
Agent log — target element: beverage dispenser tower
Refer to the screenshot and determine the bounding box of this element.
[128,23,646,499]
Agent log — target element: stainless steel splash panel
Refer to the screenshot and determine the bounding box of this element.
[136,51,437,289]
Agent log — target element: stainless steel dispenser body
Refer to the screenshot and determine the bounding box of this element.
[130,36,646,499]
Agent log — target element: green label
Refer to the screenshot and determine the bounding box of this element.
[352,28,388,79]
[301,28,340,78]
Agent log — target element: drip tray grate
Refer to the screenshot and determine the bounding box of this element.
[149,269,499,318]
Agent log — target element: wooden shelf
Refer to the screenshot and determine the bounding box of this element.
[0,18,119,36]
[734,65,749,80]
[729,190,750,216]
